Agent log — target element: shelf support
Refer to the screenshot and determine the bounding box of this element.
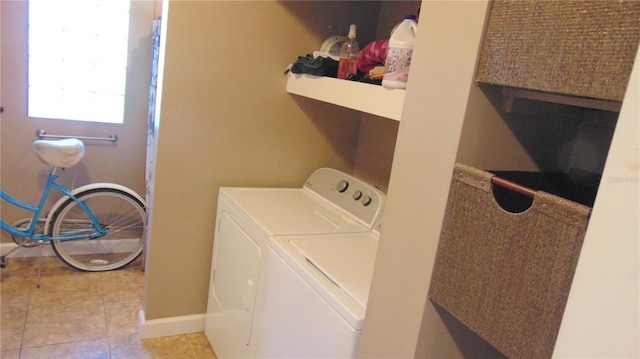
[501,86,622,113]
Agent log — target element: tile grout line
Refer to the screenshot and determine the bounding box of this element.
[21,259,48,355]
[18,264,40,357]
[99,271,114,359]
[1,259,218,358]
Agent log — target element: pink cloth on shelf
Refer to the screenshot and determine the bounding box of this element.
[356,39,389,73]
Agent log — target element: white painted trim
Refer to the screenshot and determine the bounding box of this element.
[1,239,138,258]
[1,242,56,257]
[138,310,206,339]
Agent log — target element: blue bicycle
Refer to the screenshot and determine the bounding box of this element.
[1,138,146,273]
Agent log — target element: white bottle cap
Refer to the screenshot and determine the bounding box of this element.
[348,24,357,39]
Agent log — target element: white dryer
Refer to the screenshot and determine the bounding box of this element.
[205,168,384,358]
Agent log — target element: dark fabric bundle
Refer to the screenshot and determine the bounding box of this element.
[289,54,339,78]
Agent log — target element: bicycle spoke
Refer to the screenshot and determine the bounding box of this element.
[50,188,146,271]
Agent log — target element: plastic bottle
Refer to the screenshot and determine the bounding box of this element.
[382,16,418,89]
[390,14,417,36]
[337,24,360,79]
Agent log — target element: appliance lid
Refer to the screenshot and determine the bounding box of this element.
[290,235,378,307]
[280,232,379,329]
[221,188,368,236]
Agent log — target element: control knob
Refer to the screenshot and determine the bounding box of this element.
[337,179,349,193]
[361,195,372,206]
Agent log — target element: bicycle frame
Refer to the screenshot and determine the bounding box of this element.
[0,168,107,241]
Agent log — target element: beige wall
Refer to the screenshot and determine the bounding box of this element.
[455,84,538,171]
[143,0,383,320]
[353,114,399,193]
[0,1,153,243]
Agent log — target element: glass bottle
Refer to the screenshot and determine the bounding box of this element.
[337,24,360,79]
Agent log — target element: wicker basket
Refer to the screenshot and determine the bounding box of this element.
[476,0,640,101]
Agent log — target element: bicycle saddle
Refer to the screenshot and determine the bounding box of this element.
[33,138,85,168]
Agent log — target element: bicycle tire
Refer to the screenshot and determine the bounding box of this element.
[49,187,146,271]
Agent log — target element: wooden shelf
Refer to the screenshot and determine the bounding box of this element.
[286,74,405,121]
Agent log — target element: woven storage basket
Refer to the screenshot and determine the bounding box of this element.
[429,164,591,359]
[476,0,640,101]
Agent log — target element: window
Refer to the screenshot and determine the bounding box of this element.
[28,0,131,123]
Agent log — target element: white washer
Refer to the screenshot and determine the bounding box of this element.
[205,168,384,358]
[259,230,380,358]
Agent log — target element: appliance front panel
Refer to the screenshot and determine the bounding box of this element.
[211,210,261,345]
[257,247,360,358]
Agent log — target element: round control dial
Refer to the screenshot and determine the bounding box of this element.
[353,190,363,200]
[361,195,372,206]
[337,179,349,193]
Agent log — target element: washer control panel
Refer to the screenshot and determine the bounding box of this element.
[304,168,385,229]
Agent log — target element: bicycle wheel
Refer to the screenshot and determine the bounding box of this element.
[49,187,146,271]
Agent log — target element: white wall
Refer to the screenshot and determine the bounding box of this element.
[359,2,492,357]
[552,46,640,359]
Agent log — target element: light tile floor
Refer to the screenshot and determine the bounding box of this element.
[0,255,216,359]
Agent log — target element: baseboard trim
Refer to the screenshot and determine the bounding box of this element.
[1,242,56,257]
[138,310,206,339]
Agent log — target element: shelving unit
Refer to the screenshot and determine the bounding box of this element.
[286,74,405,121]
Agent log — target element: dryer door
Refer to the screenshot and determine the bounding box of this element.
[212,210,261,344]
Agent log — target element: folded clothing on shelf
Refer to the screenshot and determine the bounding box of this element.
[289,53,339,78]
